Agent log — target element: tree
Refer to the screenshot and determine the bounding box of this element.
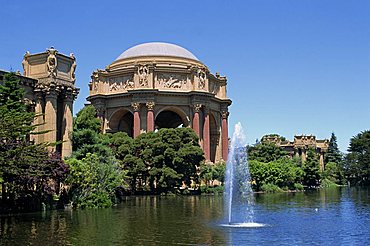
[248,142,288,163]
[302,148,320,187]
[345,130,370,186]
[0,73,68,211]
[325,132,343,165]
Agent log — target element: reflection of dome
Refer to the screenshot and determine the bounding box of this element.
[115,42,199,61]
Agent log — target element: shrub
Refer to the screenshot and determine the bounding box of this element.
[260,183,283,193]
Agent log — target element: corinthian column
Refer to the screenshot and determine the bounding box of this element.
[31,90,44,144]
[146,101,155,132]
[203,107,210,161]
[62,90,74,157]
[192,104,202,137]
[221,110,229,161]
[44,88,59,152]
[132,102,141,137]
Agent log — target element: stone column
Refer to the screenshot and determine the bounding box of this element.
[319,152,324,171]
[31,91,44,144]
[221,110,229,161]
[61,91,74,157]
[95,104,106,133]
[146,101,155,132]
[192,104,202,137]
[203,108,210,161]
[132,102,141,137]
[44,88,58,152]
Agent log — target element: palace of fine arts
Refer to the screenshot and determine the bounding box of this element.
[0,1,369,245]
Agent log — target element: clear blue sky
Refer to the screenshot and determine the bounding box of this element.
[1,0,369,152]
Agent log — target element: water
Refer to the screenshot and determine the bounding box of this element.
[1,188,369,245]
[224,123,258,226]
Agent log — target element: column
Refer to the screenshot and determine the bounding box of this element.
[95,104,106,132]
[62,91,74,157]
[192,104,202,137]
[44,89,58,152]
[203,108,210,161]
[132,102,141,137]
[221,110,229,161]
[319,152,324,171]
[146,101,155,132]
[31,91,44,144]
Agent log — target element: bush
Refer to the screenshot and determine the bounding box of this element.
[200,185,224,195]
[294,183,304,191]
[260,183,283,193]
[320,178,339,188]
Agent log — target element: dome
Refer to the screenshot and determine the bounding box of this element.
[115,42,199,61]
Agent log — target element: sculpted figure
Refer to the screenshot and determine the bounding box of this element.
[70,53,77,82]
[138,65,149,86]
[22,51,30,76]
[47,48,58,78]
[198,69,206,89]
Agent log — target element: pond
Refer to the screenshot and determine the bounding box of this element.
[0,187,369,245]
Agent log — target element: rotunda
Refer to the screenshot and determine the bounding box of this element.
[88,42,231,162]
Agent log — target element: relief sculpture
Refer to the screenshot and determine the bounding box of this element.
[197,69,206,89]
[138,65,149,86]
[47,48,58,78]
[157,73,187,89]
[109,75,134,91]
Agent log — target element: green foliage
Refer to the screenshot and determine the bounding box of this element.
[325,133,343,165]
[73,105,101,133]
[0,73,68,211]
[66,153,125,208]
[294,183,304,191]
[249,158,303,191]
[302,148,321,188]
[200,161,226,186]
[320,178,339,188]
[248,142,288,163]
[200,185,224,194]
[322,162,343,184]
[345,130,370,186]
[260,183,283,193]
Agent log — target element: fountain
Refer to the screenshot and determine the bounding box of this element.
[222,122,265,227]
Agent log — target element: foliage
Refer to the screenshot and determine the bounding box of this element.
[0,73,68,211]
[200,185,224,195]
[294,183,304,191]
[322,162,343,184]
[320,178,339,188]
[199,161,226,186]
[110,128,204,194]
[260,183,283,193]
[248,142,288,163]
[249,158,303,191]
[345,130,370,186]
[325,132,343,165]
[65,153,125,208]
[302,148,320,188]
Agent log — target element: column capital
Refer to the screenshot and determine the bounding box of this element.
[95,104,105,117]
[193,103,202,113]
[221,110,229,119]
[131,102,141,111]
[146,101,155,111]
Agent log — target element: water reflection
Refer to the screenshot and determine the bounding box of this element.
[0,188,369,245]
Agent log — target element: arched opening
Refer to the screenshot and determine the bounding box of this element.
[155,108,189,129]
[108,109,134,137]
[209,112,220,163]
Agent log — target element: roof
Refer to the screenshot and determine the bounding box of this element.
[115,42,199,61]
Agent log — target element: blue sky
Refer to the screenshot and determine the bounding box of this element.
[1,0,369,152]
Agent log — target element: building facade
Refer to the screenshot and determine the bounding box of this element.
[262,134,329,170]
[87,42,232,163]
[0,48,79,157]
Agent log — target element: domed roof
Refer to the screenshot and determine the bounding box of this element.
[115,42,199,61]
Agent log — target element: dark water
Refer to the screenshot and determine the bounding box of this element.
[0,187,369,245]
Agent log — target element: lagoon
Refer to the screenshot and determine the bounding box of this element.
[1,187,369,245]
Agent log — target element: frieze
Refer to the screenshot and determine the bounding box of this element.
[197,69,206,89]
[109,75,134,91]
[157,73,187,89]
[138,65,149,87]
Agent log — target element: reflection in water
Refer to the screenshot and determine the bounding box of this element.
[0,188,369,245]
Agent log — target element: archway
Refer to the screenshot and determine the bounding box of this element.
[209,112,220,163]
[155,107,189,129]
[108,109,134,137]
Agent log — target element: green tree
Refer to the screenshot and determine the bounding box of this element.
[248,142,288,163]
[345,130,370,186]
[325,132,343,165]
[302,148,320,187]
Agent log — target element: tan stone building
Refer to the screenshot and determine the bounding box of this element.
[87,42,232,163]
[262,134,329,170]
[0,47,79,157]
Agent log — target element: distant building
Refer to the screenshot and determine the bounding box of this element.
[262,134,329,171]
[0,48,79,157]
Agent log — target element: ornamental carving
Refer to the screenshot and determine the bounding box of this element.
[109,75,134,91]
[70,53,76,82]
[221,110,229,119]
[197,69,206,89]
[138,65,149,86]
[146,101,155,111]
[157,73,187,88]
[131,102,140,111]
[47,48,58,78]
[193,103,202,112]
